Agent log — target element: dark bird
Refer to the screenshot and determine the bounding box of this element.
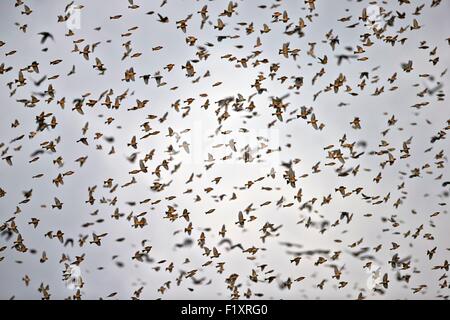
[38,32,54,44]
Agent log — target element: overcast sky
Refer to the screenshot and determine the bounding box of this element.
[1,0,450,300]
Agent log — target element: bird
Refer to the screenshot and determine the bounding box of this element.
[37,32,54,44]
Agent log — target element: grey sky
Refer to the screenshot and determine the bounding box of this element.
[0,0,450,300]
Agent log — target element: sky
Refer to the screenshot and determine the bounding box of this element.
[0,0,450,300]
